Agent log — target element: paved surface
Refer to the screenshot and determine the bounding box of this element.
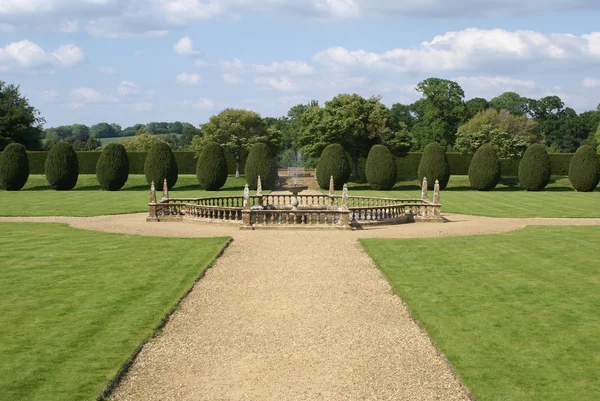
[1,213,598,401]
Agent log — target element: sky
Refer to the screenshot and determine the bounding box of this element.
[2,1,600,129]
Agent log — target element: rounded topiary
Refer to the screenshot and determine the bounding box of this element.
[519,144,551,191]
[316,144,351,190]
[0,143,30,191]
[196,142,228,190]
[365,145,397,190]
[144,141,178,189]
[45,142,79,190]
[468,143,501,191]
[244,143,278,190]
[568,145,600,192]
[417,142,451,190]
[96,143,129,191]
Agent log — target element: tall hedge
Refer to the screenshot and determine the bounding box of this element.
[45,142,79,190]
[568,145,600,192]
[144,141,178,189]
[96,143,129,191]
[418,142,451,190]
[519,144,551,191]
[366,145,397,190]
[196,142,228,190]
[468,144,501,191]
[316,144,351,190]
[0,143,29,190]
[245,143,278,190]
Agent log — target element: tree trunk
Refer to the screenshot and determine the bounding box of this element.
[235,157,240,178]
[352,157,359,178]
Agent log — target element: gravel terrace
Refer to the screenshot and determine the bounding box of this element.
[1,213,598,401]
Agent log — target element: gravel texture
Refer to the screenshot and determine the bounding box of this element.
[1,213,598,401]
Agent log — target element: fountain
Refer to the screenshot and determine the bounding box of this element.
[281,183,309,210]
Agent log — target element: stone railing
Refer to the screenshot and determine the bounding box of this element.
[147,177,442,229]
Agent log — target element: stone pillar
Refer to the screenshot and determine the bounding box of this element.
[421,177,428,201]
[342,183,349,209]
[162,178,169,200]
[148,181,157,220]
[433,179,440,205]
[256,175,263,197]
[329,175,335,197]
[243,183,250,210]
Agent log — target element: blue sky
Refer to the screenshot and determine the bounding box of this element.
[2,1,600,128]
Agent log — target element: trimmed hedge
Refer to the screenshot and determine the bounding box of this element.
[244,143,278,190]
[317,144,351,190]
[144,142,178,189]
[568,145,600,192]
[0,143,29,190]
[418,142,451,190]
[45,142,79,190]
[519,144,551,191]
[468,144,501,191]
[196,142,228,190]
[127,152,147,175]
[174,152,196,175]
[96,143,129,191]
[366,145,397,190]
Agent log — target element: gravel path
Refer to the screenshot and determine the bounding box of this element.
[1,214,598,400]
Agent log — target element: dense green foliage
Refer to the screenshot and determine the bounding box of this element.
[568,145,600,192]
[365,145,397,190]
[519,144,551,191]
[468,144,501,190]
[96,143,129,191]
[45,142,79,190]
[0,81,44,150]
[316,144,351,189]
[0,143,29,190]
[418,142,451,189]
[244,143,278,190]
[196,142,228,190]
[144,141,178,189]
[362,226,600,401]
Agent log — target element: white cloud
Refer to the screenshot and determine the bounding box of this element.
[128,101,153,111]
[51,44,85,67]
[97,66,114,74]
[175,72,201,85]
[58,19,79,33]
[582,77,600,88]
[40,89,59,102]
[69,87,118,108]
[117,81,140,96]
[254,76,296,91]
[455,76,536,90]
[195,98,215,110]
[173,36,201,56]
[222,58,313,76]
[0,40,84,70]
[222,73,242,84]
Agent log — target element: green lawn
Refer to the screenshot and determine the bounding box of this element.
[361,226,600,401]
[0,223,229,401]
[339,176,600,218]
[0,175,249,217]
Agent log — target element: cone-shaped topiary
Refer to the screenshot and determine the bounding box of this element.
[45,142,79,190]
[568,145,600,192]
[468,143,501,191]
[519,144,551,191]
[417,142,450,190]
[365,145,397,190]
[245,143,278,190]
[316,144,351,190]
[196,142,228,190]
[0,143,30,191]
[144,141,178,189]
[96,143,129,191]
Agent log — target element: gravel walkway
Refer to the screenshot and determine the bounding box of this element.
[1,214,598,400]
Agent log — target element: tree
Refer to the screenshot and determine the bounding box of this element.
[122,123,145,137]
[519,144,551,191]
[70,124,90,139]
[389,103,416,132]
[468,143,501,191]
[568,145,600,192]
[365,145,397,190]
[96,143,129,191]
[534,104,586,153]
[45,142,79,190]
[410,78,466,149]
[454,109,538,158]
[244,143,278,190]
[418,142,451,190]
[181,123,201,147]
[121,132,163,152]
[0,81,45,150]
[489,92,530,115]
[0,143,29,190]
[90,122,118,138]
[316,143,351,190]
[144,141,178,189]
[464,97,489,121]
[196,142,228,190]
[194,108,278,177]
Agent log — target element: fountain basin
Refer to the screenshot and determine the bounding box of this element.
[280,184,309,210]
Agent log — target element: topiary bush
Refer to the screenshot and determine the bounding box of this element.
[144,141,178,189]
[468,143,501,191]
[365,145,397,190]
[519,144,551,191]
[0,143,30,190]
[96,143,129,191]
[245,143,278,190]
[45,142,79,190]
[196,142,228,190]
[568,145,600,192]
[417,142,451,190]
[316,144,351,190]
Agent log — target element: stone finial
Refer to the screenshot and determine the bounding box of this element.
[243,183,250,209]
[162,178,169,200]
[149,181,156,203]
[329,175,335,196]
[421,177,428,201]
[342,183,349,208]
[256,175,263,197]
[433,179,440,205]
